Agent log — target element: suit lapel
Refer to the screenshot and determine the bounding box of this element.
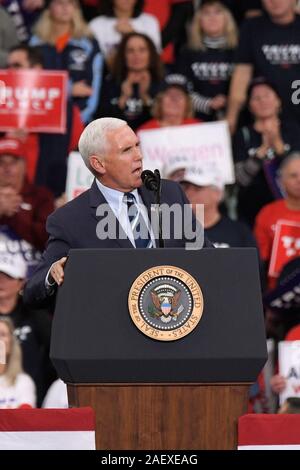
[89,179,133,248]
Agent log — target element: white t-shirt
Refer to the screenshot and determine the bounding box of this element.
[89,13,161,58]
[42,379,68,409]
[0,373,36,409]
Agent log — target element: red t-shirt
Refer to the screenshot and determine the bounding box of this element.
[255,199,300,287]
[255,200,300,261]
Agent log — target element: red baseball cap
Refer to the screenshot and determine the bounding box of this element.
[0,138,25,158]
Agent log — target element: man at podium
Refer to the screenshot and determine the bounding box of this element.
[24,117,212,306]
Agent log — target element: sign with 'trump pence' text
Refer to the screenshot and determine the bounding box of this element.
[0,70,67,133]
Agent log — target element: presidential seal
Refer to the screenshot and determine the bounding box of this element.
[128,266,203,341]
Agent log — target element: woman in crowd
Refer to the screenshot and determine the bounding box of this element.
[89,0,161,64]
[176,0,238,121]
[138,78,200,131]
[233,78,300,227]
[0,317,36,408]
[30,0,103,125]
[99,32,164,130]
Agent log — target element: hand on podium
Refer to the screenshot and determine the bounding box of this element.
[48,257,67,286]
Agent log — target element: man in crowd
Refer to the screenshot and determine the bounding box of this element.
[227,0,300,133]
[6,44,83,198]
[255,152,300,289]
[0,138,54,277]
[180,165,257,248]
[24,117,212,306]
[0,251,53,405]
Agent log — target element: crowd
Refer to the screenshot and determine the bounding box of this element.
[0,0,300,413]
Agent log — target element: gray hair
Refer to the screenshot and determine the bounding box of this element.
[78,117,127,171]
[279,152,300,178]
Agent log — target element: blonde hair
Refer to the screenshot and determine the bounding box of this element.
[0,317,22,386]
[189,1,238,50]
[34,0,92,43]
[152,89,194,121]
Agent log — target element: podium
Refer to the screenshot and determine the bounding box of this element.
[50,248,267,450]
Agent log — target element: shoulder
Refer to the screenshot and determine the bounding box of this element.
[256,200,284,220]
[223,216,253,234]
[161,179,184,199]
[29,35,46,47]
[15,373,35,389]
[48,188,91,225]
[240,15,267,30]
[138,119,159,131]
[89,16,111,27]
[137,13,160,25]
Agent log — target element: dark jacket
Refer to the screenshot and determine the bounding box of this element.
[24,179,212,306]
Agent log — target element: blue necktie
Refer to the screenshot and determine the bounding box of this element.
[123,193,153,248]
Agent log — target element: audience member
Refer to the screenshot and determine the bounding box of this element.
[0,5,18,67]
[30,0,103,124]
[5,44,84,197]
[89,0,161,64]
[0,316,36,408]
[99,33,164,130]
[234,78,300,227]
[0,252,52,405]
[255,153,300,289]
[2,0,45,42]
[144,0,193,65]
[176,0,238,121]
[0,138,54,276]
[227,0,300,133]
[181,165,257,248]
[138,77,200,131]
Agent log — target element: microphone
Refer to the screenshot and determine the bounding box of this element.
[141,169,164,248]
[141,169,159,191]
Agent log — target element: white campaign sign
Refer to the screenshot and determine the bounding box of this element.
[279,340,300,405]
[66,151,94,201]
[138,121,235,183]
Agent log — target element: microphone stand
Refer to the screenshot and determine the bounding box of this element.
[154,170,164,248]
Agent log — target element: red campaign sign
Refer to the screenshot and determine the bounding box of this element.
[0,70,68,133]
[269,220,300,278]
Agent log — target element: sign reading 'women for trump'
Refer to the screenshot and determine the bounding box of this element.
[0,70,68,133]
[138,121,235,184]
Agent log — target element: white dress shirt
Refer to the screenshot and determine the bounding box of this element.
[96,179,155,248]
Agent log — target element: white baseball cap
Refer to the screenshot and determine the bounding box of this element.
[162,155,189,178]
[181,166,224,190]
[0,252,27,279]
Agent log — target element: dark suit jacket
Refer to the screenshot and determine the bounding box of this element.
[23,179,212,306]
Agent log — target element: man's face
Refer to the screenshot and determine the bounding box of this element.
[7,50,30,69]
[262,0,296,19]
[281,159,300,199]
[0,155,26,189]
[182,183,221,211]
[95,125,143,192]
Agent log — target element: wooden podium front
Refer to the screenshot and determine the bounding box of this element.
[67,383,249,450]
